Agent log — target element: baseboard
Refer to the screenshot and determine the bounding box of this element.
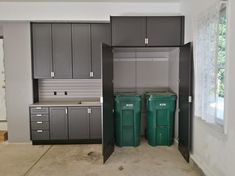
[190,154,218,176]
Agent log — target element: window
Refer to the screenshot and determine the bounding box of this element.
[195,1,228,126]
[216,4,227,124]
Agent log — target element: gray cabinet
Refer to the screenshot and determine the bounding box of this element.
[147,17,184,46]
[91,24,111,79]
[32,24,53,79]
[111,17,146,46]
[72,24,91,79]
[32,23,110,79]
[52,24,73,78]
[30,107,50,141]
[68,107,89,140]
[90,107,102,139]
[50,107,68,140]
[111,16,184,47]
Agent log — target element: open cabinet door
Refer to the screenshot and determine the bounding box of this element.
[178,42,193,162]
[102,43,115,163]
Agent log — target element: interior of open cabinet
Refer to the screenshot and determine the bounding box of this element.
[113,47,180,140]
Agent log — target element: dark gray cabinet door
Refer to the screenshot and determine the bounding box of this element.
[91,24,111,79]
[111,17,146,46]
[68,107,89,140]
[90,107,101,139]
[178,43,193,162]
[32,24,53,78]
[102,44,114,163]
[52,24,72,78]
[50,107,68,140]
[72,24,91,79]
[147,16,184,46]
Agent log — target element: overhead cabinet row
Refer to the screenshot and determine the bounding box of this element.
[32,23,111,79]
[111,16,184,47]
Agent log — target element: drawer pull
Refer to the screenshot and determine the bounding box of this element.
[36,114,42,117]
[36,107,42,110]
[37,130,43,133]
[36,121,43,124]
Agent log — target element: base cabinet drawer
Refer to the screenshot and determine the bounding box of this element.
[31,114,49,122]
[31,121,49,130]
[31,130,50,140]
[30,107,49,114]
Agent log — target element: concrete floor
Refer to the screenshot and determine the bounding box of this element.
[0,140,202,176]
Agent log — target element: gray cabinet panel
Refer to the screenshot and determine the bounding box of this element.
[31,107,49,114]
[68,107,89,140]
[111,17,146,46]
[32,24,53,78]
[50,107,68,140]
[52,24,72,78]
[31,115,49,122]
[72,24,91,79]
[91,24,111,79]
[90,107,101,139]
[31,121,49,130]
[147,17,183,46]
[31,130,49,140]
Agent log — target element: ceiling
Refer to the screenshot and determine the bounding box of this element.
[0,0,180,2]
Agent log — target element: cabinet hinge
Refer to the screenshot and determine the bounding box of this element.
[51,72,55,78]
[188,96,192,103]
[90,72,94,78]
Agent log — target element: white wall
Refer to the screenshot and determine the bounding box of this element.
[168,48,179,140]
[181,0,235,175]
[3,22,33,142]
[0,2,180,21]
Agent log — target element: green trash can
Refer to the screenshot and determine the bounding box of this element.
[145,91,176,146]
[114,93,142,147]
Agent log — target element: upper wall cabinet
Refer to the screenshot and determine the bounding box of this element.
[111,17,146,47]
[146,17,184,46]
[32,24,53,79]
[32,23,110,79]
[111,16,184,47]
[91,24,111,79]
[72,24,92,79]
[52,24,73,79]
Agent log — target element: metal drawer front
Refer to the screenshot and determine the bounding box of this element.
[31,130,49,140]
[30,107,49,114]
[31,121,49,130]
[31,114,49,122]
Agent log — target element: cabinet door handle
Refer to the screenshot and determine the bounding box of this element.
[36,114,42,117]
[37,130,43,133]
[51,72,55,78]
[36,107,42,110]
[87,108,92,114]
[36,121,43,124]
